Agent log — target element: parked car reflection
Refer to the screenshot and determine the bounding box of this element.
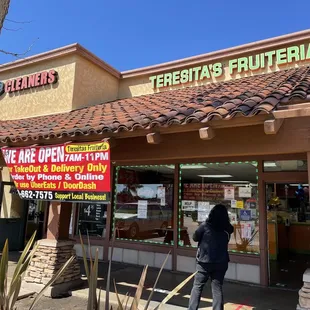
[115,202,172,239]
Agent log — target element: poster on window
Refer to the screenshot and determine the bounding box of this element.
[181,200,196,211]
[241,222,252,239]
[251,209,257,219]
[137,200,148,219]
[198,201,210,222]
[229,212,237,224]
[239,187,252,198]
[69,211,73,235]
[224,186,235,200]
[231,199,237,208]
[160,197,166,206]
[79,203,106,221]
[236,200,244,209]
[157,186,165,199]
[240,209,251,221]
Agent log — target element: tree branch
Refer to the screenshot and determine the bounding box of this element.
[3,25,22,31]
[0,0,10,34]
[0,1,37,59]
[5,18,32,24]
[0,38,38,58]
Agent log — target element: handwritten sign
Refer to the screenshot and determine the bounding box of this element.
[2,141,111,202]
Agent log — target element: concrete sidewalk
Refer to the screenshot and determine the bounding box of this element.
[72,259,299,310]
[7,252,36,300]
[6,251,299,309]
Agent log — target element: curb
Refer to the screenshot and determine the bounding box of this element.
[17,291,36,301]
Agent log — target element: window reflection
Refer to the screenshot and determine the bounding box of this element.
[264,160,307,172]
[179,162,259,254]
[114,166,174,244]
[77,203,107,237]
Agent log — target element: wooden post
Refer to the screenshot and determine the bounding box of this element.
[172,164,180,271]
[258,160,269,286]
[103,164,115,261]
[46,201,72,240]
[307,153,310,196]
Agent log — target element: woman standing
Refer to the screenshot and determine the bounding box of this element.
[188,204,234,310]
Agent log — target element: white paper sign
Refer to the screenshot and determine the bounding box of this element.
[224,186,235,200]
[157,186,165,199]
[198,201,210,222]
[251,209,257,219]
[229,212,237,224]
[239,187,252,198]
[182,200,196,211]
[231,199,237,208]
[69,211,73,235]
[241,222,252,239]
[160,197,166,206]
[138,200,148,219]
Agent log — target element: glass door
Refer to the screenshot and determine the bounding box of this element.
[266,182,310,289]
[25,200,49,242]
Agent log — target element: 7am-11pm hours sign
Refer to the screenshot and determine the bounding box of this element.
[1,141,111,203]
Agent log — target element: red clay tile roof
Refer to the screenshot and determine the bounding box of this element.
[1,66,310,143]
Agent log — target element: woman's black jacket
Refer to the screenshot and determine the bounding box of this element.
[193,221,234,264]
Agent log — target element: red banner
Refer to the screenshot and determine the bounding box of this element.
[2,141,111,203]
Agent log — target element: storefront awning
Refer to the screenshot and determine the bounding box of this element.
[0,66,310,144]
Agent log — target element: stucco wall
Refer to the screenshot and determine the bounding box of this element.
[0,167,23,218]
[72,56,119,110]
[0,55,76,121]
[119,40,310,99]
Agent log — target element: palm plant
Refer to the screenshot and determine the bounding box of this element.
[234,224,258,252]
[80,231,196,310]
[0,231,74,310]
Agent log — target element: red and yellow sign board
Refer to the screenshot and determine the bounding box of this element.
[1,141,111,203]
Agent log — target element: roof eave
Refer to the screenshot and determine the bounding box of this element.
[0,43,121,79]
[121,29,310,78]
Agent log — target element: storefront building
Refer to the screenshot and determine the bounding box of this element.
[1,30,310,290]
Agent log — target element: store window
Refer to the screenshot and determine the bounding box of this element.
[179,162,259,255]
[264,160,307,172]
[113,165,174,245]
[76,203,108,237]
[26,200,49,241]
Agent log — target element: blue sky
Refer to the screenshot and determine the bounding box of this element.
[1,0,309,71]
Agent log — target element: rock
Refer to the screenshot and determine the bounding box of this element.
[302,286,310,293]
[300,296,310,308]
[299,289,310,299]
[24,242,81,287]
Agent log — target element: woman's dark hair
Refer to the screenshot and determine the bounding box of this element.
[207,204,230,232]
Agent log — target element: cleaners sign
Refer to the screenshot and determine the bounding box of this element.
[1,141,111,203]
[0,69,58,96]
[149,43,310,89]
